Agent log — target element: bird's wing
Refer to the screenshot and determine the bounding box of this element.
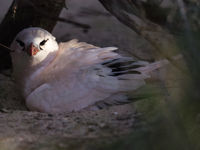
[34,39,154,112]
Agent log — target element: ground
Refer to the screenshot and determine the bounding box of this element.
[0,0,171,150]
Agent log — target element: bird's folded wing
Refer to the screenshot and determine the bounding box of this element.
[39,40,149,111]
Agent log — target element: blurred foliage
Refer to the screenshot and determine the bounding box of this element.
[97,0,200,150]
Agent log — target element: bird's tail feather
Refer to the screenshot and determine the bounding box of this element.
[135,59,169,75]
[99,54,183,93]
[135,54,183,75]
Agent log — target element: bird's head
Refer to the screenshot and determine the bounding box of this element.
[10,27,59,65]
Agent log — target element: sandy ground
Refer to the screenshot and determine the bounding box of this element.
[0,0,159,150]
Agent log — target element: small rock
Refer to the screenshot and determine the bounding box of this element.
[112,112,118,115]
[99,123,106,128]
[116,114,131,120]
[48,114,53,117]
[62,117,68,122]
[88,125,95,132]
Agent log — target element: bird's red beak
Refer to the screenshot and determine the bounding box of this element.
[27,43,39,56]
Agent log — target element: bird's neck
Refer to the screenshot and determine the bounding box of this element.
[13,49,58,89]
[28,50,58,79]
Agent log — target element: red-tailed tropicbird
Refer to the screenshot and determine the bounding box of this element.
[10,27,170,113]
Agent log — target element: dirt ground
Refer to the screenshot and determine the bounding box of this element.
[0,0,159,150]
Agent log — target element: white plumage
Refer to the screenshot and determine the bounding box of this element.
[10,27,165,113]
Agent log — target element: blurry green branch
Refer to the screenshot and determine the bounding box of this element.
[98,1,200,150]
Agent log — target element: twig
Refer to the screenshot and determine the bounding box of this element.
[33,4,91,30]
[0,43,15,52]
[53,17,91,30]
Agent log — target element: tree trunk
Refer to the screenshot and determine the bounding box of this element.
[0,0,65,71]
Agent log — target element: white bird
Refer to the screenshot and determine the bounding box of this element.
[10,27,168,113]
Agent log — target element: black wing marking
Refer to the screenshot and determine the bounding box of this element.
[102,58,144,76]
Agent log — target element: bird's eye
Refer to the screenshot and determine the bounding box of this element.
[39,39,48,46]
[16,39,25,47]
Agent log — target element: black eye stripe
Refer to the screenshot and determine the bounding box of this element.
[40,39,49,46]
[16,39,25,47]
